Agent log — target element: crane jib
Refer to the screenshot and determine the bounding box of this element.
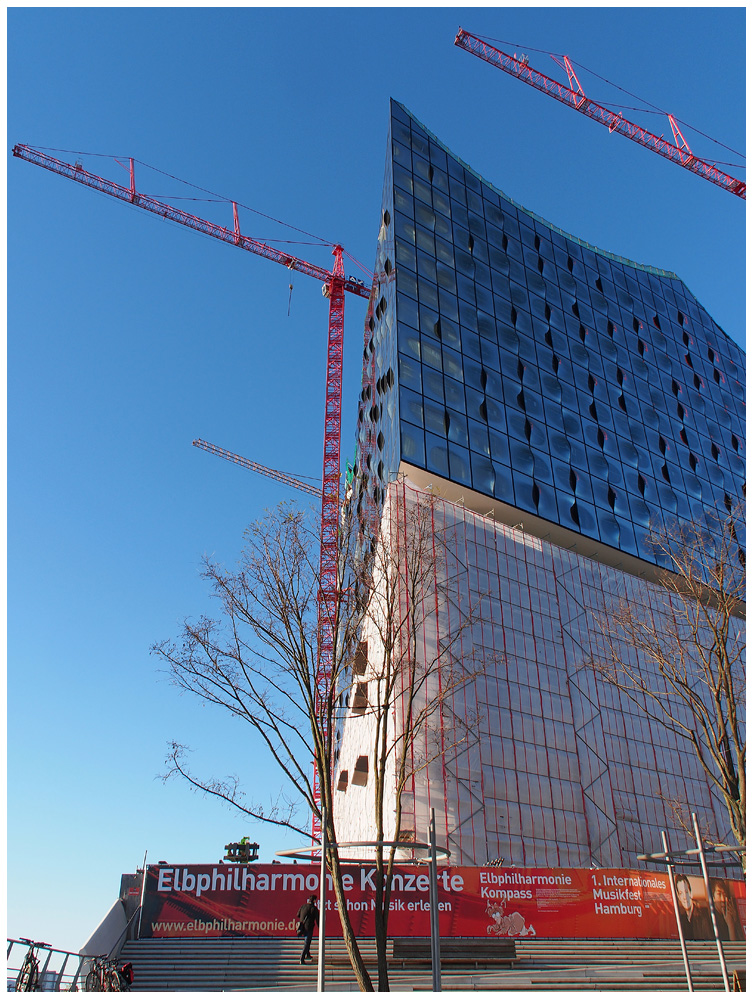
[12,144,374,294]
[453,31,745,201]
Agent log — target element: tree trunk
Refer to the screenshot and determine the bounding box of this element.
[373,851,390,991]
[327,826,374,991]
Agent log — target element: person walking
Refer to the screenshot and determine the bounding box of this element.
[296,894,319,964]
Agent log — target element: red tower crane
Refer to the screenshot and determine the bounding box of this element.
[454,29,746,200]
[14,143,372,842]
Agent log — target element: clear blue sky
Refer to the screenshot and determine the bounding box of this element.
[8,6,745,953]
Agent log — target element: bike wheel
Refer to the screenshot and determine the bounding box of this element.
[107,970,122,992]
[84,969,97,992]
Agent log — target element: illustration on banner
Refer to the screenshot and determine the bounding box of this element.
[486,900,536,937]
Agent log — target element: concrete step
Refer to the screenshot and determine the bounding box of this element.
[120,936,745,992]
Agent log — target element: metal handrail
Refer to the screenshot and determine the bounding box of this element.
[107,905,142,960]
[7,938,88,992]
[7,919,141,993]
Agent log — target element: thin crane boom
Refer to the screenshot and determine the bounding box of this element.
[454,30,745,200]
[12,145,373,296]
[192,439,321,497]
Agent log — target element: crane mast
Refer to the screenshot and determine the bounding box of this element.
[14,143,373,844]
[454,30,745,200]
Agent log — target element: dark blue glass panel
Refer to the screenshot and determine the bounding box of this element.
[493,463,515,503]
[423,397,446,437]
[469,418,490,456]
[489,428,511,466]
[531,448,554,485]
[398,354,422,392]
[381,103,744,570]
[551,458,572,493]
[512,471,538,514]
[400,421,425,466]
[572,468,594,503]
[444,376,465,412]
[596,509,621,547]
[535,483,558,520]
[422,366,444,402]
[448,443,472,486]
[447,410,469,447]
[471,454,495,495]
[484,396,505,429]
[399,386,424,427]
[425,431,449,478]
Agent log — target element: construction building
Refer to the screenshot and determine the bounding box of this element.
[333,101,745,869]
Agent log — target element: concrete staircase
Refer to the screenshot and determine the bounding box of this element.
[119,936,746,992]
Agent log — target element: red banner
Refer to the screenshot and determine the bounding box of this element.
[139,864,745,940]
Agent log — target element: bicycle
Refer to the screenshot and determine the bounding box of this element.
[15,938,49,992]
[83,956,131,992]
[84,956,109,992]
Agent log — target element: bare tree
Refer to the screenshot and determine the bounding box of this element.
[154,503,374,989]
[338,483,480,990]
[588,501,745,858]
[153,485,480,991]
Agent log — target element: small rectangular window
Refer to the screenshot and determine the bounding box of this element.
[352,756,369,786]
[352,682,369,715]
[353,641,368,675]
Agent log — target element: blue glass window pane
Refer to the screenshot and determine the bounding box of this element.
[512,471,538,514]
[444,376,465,412]
[510,441,535,476]
[399,384,425,429]
[448,444,472,486]
[415,225,434,256]
[395,238,416,271]
[397,269,417,300]
[394,186,414,217]
[493,464,515,503]
[422,366,444,402]
[531,449,554,485]
[425,432,449,478]
[435,237,454,267]
[447,410,469,447]
[471,455,495,495]
[398,353,422,392]
[398,320,420,354]
[421,340,442,371]
[469,418,490,456]
[535,484,558,520]
[438,289,459,322]
[489,429,510,466]
[400,421,425,467]
[443,346,464,382]
[397,295,419,330]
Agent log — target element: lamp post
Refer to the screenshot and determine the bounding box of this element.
[427,809,441,993]
[278,835,451,992]
[317,820,327,993]
[660,830,694,991]
[692,812,729,992]
[638,821,744,993]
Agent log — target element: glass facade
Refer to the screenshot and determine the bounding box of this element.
[336,103,745,871]
[336,481,742,869]
[353,101,745,570]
